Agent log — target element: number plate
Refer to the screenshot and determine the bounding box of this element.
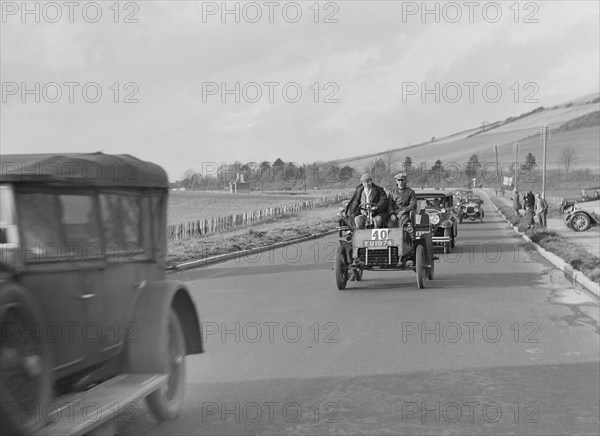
[415,230,429,237]
[363,239,393,247]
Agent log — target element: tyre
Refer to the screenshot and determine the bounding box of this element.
[450,235,456,249]
[427,255,435,280]
[334,246,348,290]
[444,229,452,253]
[444,242,450,254]
[355,269,363,281]
[1,284,53,435]
[570,212,591,232]
[147,309,187,421]
[459,215,463,224]
[415,245,425,289]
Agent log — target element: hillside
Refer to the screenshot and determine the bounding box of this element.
[332,93,600,174]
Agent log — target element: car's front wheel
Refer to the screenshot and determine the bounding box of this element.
[147,309,187,421]
[570,212,591,232]
[334,246,348,290]
[1,284,53,435]
[415,245,425,289]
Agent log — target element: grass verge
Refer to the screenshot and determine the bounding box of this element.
[489,197,600,282]
[167,204,340,266]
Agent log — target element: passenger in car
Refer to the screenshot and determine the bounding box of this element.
[388,173,417,228]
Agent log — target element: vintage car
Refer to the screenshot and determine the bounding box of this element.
[458,194,484,223]
[415,191,457,254]
[0,153,203,436]
[562,193,600,232]
[335,203,434,290]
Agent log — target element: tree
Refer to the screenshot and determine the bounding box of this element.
[522,153,537,171]
[339,165,355,181]
[403,156,413,173]
[560,147,576,177]
[465,154,480,180]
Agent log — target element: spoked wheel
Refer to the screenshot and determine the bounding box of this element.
[334,246,349,290]
[147,309,187,421]
[1,284,53,435]
[415,245,425,289]
[570,213,591,232]
[427,256,435,280]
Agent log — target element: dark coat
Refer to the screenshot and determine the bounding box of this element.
[346,183,388,218]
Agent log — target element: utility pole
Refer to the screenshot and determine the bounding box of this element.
[513,142,519,190]
[494,145,500,194]
[541,125,549,199]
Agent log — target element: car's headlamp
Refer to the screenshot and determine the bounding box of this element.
[430,213,440,225]
[441,208,446,213]
[406,223,413,234]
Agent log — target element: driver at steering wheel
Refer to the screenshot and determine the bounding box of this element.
[345,173,388,229]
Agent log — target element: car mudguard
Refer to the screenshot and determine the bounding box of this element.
[127,281,202,374]
[440,220,453,229]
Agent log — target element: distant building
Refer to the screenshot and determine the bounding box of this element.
[229,173,250,193]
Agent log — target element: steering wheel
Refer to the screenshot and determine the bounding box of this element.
[359,202,377,212]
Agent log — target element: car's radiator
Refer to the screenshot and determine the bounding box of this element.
[358,247,399,266]
[467,206,475,213]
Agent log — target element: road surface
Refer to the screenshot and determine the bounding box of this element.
[121,200,599,435]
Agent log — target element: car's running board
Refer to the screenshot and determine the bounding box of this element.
[35,373,167,436]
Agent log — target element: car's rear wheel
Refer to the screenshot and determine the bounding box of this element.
[570,212,591,232]
[334,246,348,290]
[415,245,425,289]
[147,309,187,421]
[1,284,53,435]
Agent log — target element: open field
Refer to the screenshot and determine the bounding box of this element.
[167,190,350,225]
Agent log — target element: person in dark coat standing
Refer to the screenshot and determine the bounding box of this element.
[524,190,536,228]
[535,192,548,229]
[345,173,388,229]
[511,189,522,218]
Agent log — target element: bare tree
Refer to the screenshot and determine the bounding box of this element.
[560,147,576,177]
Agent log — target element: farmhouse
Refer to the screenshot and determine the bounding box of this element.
[229,173,250,193]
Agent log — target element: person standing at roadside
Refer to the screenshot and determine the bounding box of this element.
[524,190,536,229]
[535,192,548,229]
[511,189,522,218]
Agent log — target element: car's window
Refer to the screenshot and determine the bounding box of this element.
[0,185,19,266]
[17,192,101,262]
[99,193,152,260]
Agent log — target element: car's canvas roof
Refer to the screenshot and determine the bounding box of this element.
[0,153,168,188]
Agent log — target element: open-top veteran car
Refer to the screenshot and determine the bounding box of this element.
[335,202,435,290]
[0,153,203,436]
[458,194,484,224]
[414,191,458,254]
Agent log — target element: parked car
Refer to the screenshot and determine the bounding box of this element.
[562,194,600,232]
[414,191,458,253]
[0,153,203,435]
[459,195,484,224]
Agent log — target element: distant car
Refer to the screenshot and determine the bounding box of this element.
[1,153,203,435]
[563,196,599,232]
[415,191,457,254]
[459,195,484,224]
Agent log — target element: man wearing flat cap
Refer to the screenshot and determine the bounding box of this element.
[345,173,388,229]
[388,173,417,228]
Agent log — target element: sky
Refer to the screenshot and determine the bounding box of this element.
[1,0,599,181]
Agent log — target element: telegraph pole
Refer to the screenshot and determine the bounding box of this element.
[513,142,519,190]
[541,125,549,199]
[494,145,500,194]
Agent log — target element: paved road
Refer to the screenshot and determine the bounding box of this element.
[121,201,599,435]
